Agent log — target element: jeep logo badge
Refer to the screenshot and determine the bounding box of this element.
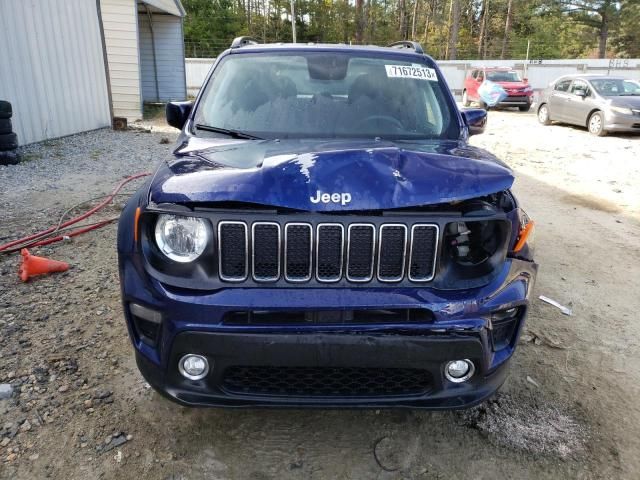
[310,190,352,206]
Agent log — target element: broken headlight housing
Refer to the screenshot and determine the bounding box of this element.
[440,215,510,287]
[154,214,210,262]
[447,220,503,266]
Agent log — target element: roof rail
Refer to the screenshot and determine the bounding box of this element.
[386,41,424,55]
[230,36,260,49]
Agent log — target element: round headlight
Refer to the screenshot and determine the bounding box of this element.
[154,214,209,262]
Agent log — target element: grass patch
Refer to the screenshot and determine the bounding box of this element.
[20,153,42,163]
[143,103,166,121]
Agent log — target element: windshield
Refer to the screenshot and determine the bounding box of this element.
[193,51,459,140]
[590,78,640,96]
[486,71,521,82]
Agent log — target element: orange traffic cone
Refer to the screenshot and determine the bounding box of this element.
[18,248,69,282]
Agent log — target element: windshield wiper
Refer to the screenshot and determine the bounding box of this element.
[195,124,262,139]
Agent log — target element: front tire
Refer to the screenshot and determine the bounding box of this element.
[588,111,607,136]
[462,90,471,107]
[537,104,551,125]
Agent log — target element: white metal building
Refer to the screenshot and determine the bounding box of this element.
[0,0,111,146]
[0,0,187,146]
[101,0,187,121]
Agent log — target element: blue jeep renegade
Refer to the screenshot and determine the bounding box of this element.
[117,38,537,408]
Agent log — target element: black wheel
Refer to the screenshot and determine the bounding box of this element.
[537,104,551,125]
[588,111,607,137]
[0,100,11,120]
[519,104,531,112]
[0,151,20,166]
[462,90,471,107]
[0,132,18,151]
[0,118,11,134]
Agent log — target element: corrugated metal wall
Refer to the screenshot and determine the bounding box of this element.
[101,0,142,121]
[138,12,187,102]
[0,0,111,146]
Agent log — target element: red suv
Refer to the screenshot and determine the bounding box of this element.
[463,67,533,111]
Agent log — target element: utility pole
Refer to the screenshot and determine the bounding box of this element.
[290,0,297,43]
[524,39,530,79]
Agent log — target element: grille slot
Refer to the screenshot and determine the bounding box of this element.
[346,224,375,282]
[285,223,313,282]
[316,224,344,282]
[409,224,439,282]
[218,221,248,281]
[223,309,435,325]
[222,365,432,397]
[252,222,280,281]
[377,224,408,282]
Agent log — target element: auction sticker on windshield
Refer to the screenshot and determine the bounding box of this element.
[385,65,438,81]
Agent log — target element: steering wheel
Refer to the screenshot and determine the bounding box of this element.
[355,115,404,131]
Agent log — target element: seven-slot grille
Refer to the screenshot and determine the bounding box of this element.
[217,221,438,284]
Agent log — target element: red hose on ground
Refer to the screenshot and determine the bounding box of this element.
[0,172,150,252]
[27,218,119,248]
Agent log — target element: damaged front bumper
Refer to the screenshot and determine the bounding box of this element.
[120,254,537,409]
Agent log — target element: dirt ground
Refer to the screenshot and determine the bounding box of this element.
[1,111,639,480]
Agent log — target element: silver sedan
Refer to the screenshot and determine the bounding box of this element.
[537,75,640,136]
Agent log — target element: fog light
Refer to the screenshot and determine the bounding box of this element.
[444,359,475,383]
[178,354,209,380]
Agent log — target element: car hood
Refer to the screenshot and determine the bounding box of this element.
[495,81,529,89]
[608,96,640,109]
[148,136,514,212]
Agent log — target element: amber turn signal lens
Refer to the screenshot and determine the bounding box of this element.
[134,207,141,243]
[513,220,534,253]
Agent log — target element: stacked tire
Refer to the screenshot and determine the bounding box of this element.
[0,100,20,166]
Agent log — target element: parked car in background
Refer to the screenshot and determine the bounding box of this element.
[463,67,534,111]
[537,75,640,136]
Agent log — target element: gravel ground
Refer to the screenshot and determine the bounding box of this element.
[0,113,639,480]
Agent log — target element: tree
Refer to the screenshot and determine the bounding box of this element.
[398,0,408,40]
[447,0,461,59]
[501,0,513,59]
[181,0,630,60]
[356,0,365,43]
[611,0,640,57]
[554,0,620,58]
[411,0,419,40]
[477,0,489,58]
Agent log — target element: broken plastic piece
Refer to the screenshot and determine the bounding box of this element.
[18,248,69,282]
[526,376,540,388]
[538,295,572,316]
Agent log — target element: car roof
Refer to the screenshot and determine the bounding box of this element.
[557,74,630,81]
[471,67,515,71]
[227,42,432,60]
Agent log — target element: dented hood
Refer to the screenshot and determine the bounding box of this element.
[148,137,514,211]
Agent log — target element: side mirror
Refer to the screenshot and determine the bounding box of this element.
[166,101,194,130]
[461,108,487,136]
